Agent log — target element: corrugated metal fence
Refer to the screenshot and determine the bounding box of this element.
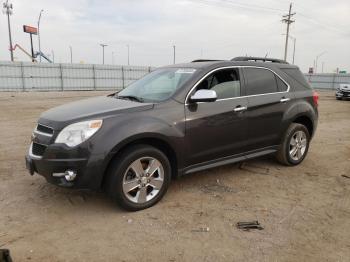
[305,73,350,90]
[0,61,349,91]
[0,61,152,91]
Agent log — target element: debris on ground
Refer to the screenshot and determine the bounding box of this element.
[191,227,210,233]
[236,221,264,231]
[201,184,237,194]
[239,162,270,175]
[0,249,13,262]
[341,174,350,179]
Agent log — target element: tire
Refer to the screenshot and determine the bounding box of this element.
[276,123,310,166]
[336,97,342,100]
[105,144,171,211]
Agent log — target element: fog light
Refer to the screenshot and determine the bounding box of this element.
[64,170,77,181]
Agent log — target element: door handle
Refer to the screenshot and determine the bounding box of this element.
[233,106,247,112]
[280,97,290,103]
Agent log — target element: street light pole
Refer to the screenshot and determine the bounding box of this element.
[315,51,327,73]
[127,44,130,65]
[173,45,176,64]
[37,9,44,62]
[69,46,72,63]
[51,50,55,63]
[3,0,14,61]
[100,44,107,64]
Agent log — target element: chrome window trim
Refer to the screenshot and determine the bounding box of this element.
[185,65,290,105]
[34,129,53,137]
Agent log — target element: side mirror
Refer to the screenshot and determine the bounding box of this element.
[190,89,217,103]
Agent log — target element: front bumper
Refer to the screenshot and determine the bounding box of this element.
[336,90,350,98]
[25,142,108,190]
[25,152,87,187]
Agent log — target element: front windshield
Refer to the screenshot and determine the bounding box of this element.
[117,68,196,102]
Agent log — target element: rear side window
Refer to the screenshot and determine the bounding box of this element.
[275,75,288,92]
[197,68,241,99]
[281,68,310,89]
[244,68,278,95]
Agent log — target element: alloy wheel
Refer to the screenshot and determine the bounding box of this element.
[122,157,164,204]
[289,130,307,161]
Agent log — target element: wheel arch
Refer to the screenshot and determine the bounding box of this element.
[292,115,314,137]
[101,135,179,189]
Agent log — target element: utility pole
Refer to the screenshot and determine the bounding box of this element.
[100,43,107,64]
[3,0,14,61]
[30,33,35,62]
[37,9,44,62]
[282,3,295,62]
[292,37,296,64]
[127,44,130,65]
[69,46,72,63]
[112,51,115,65]
[173,45,176,64]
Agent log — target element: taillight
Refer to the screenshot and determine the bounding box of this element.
[313,91,319,107]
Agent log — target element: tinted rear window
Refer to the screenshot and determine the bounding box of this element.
[275,75,288,92]
[281,68,310,89]
[244,68,278,95]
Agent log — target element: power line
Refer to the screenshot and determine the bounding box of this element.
[189,0,284,14]
[297,12,349,37]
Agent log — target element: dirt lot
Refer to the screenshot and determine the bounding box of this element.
[0,91,349,261]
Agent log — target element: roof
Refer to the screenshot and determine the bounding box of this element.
[163,59,298,70]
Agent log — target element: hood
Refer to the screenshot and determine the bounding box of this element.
[39,96,154,129]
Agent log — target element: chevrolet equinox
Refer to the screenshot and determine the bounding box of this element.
[26,57,319,211]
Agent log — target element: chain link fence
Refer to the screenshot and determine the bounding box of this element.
[1,61,349,91]
[0,61,153,91]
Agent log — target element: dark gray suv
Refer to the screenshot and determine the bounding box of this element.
[26,57,319,211]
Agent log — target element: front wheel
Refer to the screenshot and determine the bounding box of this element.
[276,123,310,166]
[106,145,171,211]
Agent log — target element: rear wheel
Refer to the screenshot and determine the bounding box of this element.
[106,145,171,211]
[276,123,310,166]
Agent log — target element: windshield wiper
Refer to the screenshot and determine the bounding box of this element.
[117,95,144,103]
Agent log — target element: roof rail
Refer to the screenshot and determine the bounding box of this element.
[231,56,289,64]
[191,59,225,63]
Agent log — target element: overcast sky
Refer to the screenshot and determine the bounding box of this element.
[1,0,349,72]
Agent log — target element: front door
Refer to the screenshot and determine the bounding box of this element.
[184,68,248,166]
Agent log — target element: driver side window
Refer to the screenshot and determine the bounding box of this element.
[197,68,241,99]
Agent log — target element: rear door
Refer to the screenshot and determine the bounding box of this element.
[242,67,292,151]
[184,68,249,166]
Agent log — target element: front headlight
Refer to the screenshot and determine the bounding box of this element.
[55,119,103,147]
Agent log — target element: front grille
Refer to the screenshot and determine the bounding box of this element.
[36,124,54,135]
[32,142,47,156]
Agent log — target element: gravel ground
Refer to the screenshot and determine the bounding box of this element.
[0,90,349,262]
